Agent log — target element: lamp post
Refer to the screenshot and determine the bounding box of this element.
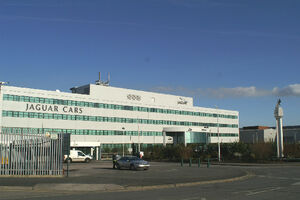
[138,125,140,152]
[122,127,125,156]
[215,106,221,162]
[187,128,192,147]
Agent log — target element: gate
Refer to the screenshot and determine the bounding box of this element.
[0,129,63,176]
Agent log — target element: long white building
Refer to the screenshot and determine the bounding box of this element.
[0,81,239,156]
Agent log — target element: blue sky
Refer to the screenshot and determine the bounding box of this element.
[0,0,299,127]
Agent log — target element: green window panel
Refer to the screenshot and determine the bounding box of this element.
[2,127,169,137]
[2,110,239,129]
[3,94,239,119]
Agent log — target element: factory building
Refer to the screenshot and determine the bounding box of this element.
[239,126,276,143]
[239,126,300,144]
[0,79,239,157]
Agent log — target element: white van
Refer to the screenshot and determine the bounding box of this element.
[64,150,92,163]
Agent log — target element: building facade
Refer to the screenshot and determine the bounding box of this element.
[283,126,300,144]
[0,82,239,157]
[239,126,276,143]
[240,126,300,144]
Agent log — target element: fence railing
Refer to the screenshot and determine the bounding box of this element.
[0,129,63,176]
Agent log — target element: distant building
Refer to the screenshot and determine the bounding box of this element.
[239,126,276,143]
[240,125,300,144]
[283,126,300,144]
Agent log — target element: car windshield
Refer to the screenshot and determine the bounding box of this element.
[128,157,141,161]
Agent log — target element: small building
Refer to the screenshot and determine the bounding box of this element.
[283,126,300,144]
[240,125,300,144]
[239,126,276,143]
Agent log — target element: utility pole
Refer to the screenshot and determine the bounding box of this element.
[216,106,221,162]
[122,127,125,156]
[138,124,140,152]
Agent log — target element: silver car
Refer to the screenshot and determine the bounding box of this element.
[116,156,150,170]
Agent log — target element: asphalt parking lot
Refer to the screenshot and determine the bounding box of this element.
[0,160,247,188]
[1,161,300,200]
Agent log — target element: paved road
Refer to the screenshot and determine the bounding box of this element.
[0,162,300,200]
[0,161,246,187]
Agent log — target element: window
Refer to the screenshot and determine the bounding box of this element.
[3,94,240,120]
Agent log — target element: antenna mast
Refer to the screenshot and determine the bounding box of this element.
[95,72,110,86]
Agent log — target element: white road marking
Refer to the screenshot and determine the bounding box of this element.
[233,186,283,196]
[182,197,206,200]
[246,187,282,196]
[257,175,300,181]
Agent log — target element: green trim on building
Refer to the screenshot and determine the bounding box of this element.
[1,127,238,137]
[3,94,238,119]
[2,110,238,128]
[1,127,162,136]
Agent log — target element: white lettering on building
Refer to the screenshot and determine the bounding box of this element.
[25,103,83,114]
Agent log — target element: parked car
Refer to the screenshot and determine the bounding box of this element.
[116,156,150,170]
[64,150,92,163]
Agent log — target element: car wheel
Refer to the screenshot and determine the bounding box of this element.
[66,158,72,163]
[116,163,121,170]
[85,158,91,163]
[130,164,136,170]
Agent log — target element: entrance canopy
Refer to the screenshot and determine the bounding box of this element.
[163,127,210,145]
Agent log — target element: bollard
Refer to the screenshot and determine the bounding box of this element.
[207,158,210,168]
[189,158,192,167]
[198,158,201,168]
[181,158,183,167]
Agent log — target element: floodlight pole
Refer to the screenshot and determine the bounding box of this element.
[216,106,221,162]
[122,127,125,156]
[138,125,140,152]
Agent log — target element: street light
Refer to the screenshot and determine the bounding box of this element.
[138,124,140,152]
[187,128,192,147]
[122,127,125,156]
[215,106,221,162]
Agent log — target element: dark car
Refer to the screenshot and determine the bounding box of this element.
[115,156,150,170]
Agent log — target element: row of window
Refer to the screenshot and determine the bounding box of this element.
[209,133,238,137]
[101,143,160,149]
[3,94,238,119]
[1,127,162,136]
[1,127,238,137]
[2,110,239,128]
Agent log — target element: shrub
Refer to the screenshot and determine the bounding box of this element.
[142,142,300,162]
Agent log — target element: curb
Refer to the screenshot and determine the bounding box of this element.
[33,183,125,192]
[125,171,254,192]
[211,162,300,167]
[0,170,254,193]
